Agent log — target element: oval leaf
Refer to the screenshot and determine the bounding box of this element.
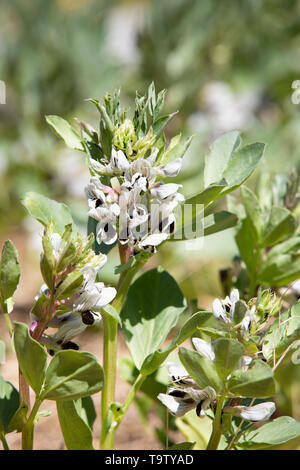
[214,338,245,383]
[228,359,275,398]
[13,322,47,395]
[57,399,94,450]
[121,268,186,370]
[179,347,221,392]
[42,350,104,401]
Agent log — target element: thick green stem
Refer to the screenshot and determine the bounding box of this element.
[206,394,226,450]
[102,374,146,449]
[99,245,150,450]
[100,314,118,450]
[21,398,42,450]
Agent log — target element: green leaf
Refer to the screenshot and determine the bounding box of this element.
[114,251,152,275]
[176,412,212,450]
[204,132,264,197]
[235,218,258,275]
[228,359,275,398]
[31,294,50,321]
[54,271,84,300]
[262,302,300,361]
[221,142,264,192]
[152,113,176,136]
[141,311,212,375]
[7,402,28,433]
[185,180,227,208]
[46,115,84,151]
[168,441,195,450]
[102,304,121,323]
[121,268,186,370]
[0,241,20,313]
[100,119,113,157]
[264,237,300,260]
[260,206,296,248]
[173,210,237,241]
[240,186,262,239]
[81,396,97,431]
[203,211,238,236]
[56,399,94,450]
[204,131,241,187]
[40,235,55,288]
[258,252,300,286]
[179,347,222,392]
[22,192,75,235]
[161,135,193,165]
[42,350,104,401]
[232,300,247,325]
[0,377,20,434]
[13,322,47,395]
[237,417,300,449]
[213,338,245,383]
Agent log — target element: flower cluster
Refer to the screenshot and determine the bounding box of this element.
[80,86,190,254]
[212,288,257,332]
[31,229,116,353]
[86,148,184,251]
[158,338,275,423]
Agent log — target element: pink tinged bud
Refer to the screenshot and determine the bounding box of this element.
[29,321,38,336]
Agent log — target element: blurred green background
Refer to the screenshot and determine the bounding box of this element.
[1,0,300,303]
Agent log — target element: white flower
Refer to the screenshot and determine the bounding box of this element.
[224,402,276,422]
[108,149,130,173]
[80,258,107,285]
[50,233,62,259]
[74,282,116,311]
[212,289,256,333]
[212,288,240,323]
[241,305,257,331]
[158,386,216,418]
[52,314,87,344]
[156,158,183,178]
[85,177,107,205]
[166,362,198,387]
[124,158,156,192]
[192,337,215,361]
[238,402,276,421]
[85,142,184,250]
[238,355,253,371]
[96,219,118,245]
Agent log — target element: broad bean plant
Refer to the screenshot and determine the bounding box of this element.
[1,84,300,451]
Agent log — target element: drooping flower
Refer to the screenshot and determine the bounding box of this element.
[223,402,276,422]
[158,385,216,418]
[157,361,216,419]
